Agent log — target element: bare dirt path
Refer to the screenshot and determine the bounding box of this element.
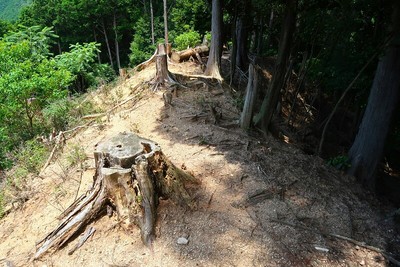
[0,62,398,267]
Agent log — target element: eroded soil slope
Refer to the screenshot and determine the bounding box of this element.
[0,61,399,267]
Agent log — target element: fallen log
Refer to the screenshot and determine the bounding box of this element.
[171,45,209,63]
[34,132,196,259]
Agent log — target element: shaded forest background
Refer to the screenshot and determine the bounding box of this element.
[0,0,399,216]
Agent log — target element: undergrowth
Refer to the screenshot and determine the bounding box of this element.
[0,90,102,218]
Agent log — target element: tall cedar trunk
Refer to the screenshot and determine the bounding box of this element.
[235,0,250,71]
[113,11,121,70]
[102,20,113,66]
[205,0,222,79]
[230,6,237,84]
[163,0,168,45]
[240,64,258,129]
[348,2,400,191]
[254,0,297,132]
[150,0,155,45]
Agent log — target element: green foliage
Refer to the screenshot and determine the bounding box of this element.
[42,98,74,131]
[129,17,155,66]
[204,31,211,45]
[174,28,201,50]
[13,139,48,175]
[0,0,30,21]
[55,42,114,92]
[171,0,210,36]
[4,25,58,59]
[298,0,385,102]
[43,96,102,132]
[66,145,86,167]
[0,26,73,168]
[328,155,351,170]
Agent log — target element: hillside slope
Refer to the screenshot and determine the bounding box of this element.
[0,61,399,267]
[0,0,30,21]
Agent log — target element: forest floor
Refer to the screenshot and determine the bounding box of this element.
[0,60,399,267]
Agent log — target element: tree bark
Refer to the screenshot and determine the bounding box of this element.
[150,0,155,45]
[163,0,168,45]
[171,45,209,62]
[156,44,169,84]
[254,0,297,132]
[34,132,196,259]
[348,2,400,190]
[113,11,121,70]
[205,0,223,79]
[240,64,258,129]
[229,6,238,85]
[93,28,101,64]
[235,0,250,71]
[101,20,113,66]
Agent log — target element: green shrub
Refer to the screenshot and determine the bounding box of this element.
[66,145,86,167]
[174,28,201,50]
[328,155,351,170]
[43,98,74,132]
[13,139,48,175]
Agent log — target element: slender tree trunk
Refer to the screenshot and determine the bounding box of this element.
[163,0,168,45]
[205,0,222,79]
[240,64,258,129]
[150,0,155,45]
[101,20,113,66]
[113,11,121,70]
[93,28,101,64]
[254,0,297,132]
[235,1,250,71]
[348,2,400,191]
[230,5,238,85]
[256,17,264,55]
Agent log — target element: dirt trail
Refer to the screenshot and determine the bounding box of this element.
[0,62,398,267]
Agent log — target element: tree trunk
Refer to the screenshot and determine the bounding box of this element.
[113,11,121,70]
[34,132,196,259]
[240,64,258,129]
[155,44,169,84]
[254,0,297,132]
[256,16,264,55]
[205,0,222,79]
[171,45,209,62]
[150,0,155,45]
[348,2,400,191]
[101,20,113,67]
[93,28,101,64]
[235,1,250,71]
[230,6,238,85]
[163,0,168,45]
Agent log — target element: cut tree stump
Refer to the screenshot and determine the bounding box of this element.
[34,132,196,259]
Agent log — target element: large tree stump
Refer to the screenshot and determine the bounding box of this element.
[34,132,196,259]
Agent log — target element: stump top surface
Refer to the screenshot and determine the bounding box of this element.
[94,132,158,168]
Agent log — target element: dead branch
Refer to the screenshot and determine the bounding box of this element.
[40,132,66,175]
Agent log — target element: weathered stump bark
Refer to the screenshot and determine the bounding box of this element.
[155,44,169,85]
[34,132,196,259]
[240,64,258,129]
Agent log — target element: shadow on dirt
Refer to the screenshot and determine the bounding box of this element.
[147,79,399,266]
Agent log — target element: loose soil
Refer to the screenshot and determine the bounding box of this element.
[0,61,399,267]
